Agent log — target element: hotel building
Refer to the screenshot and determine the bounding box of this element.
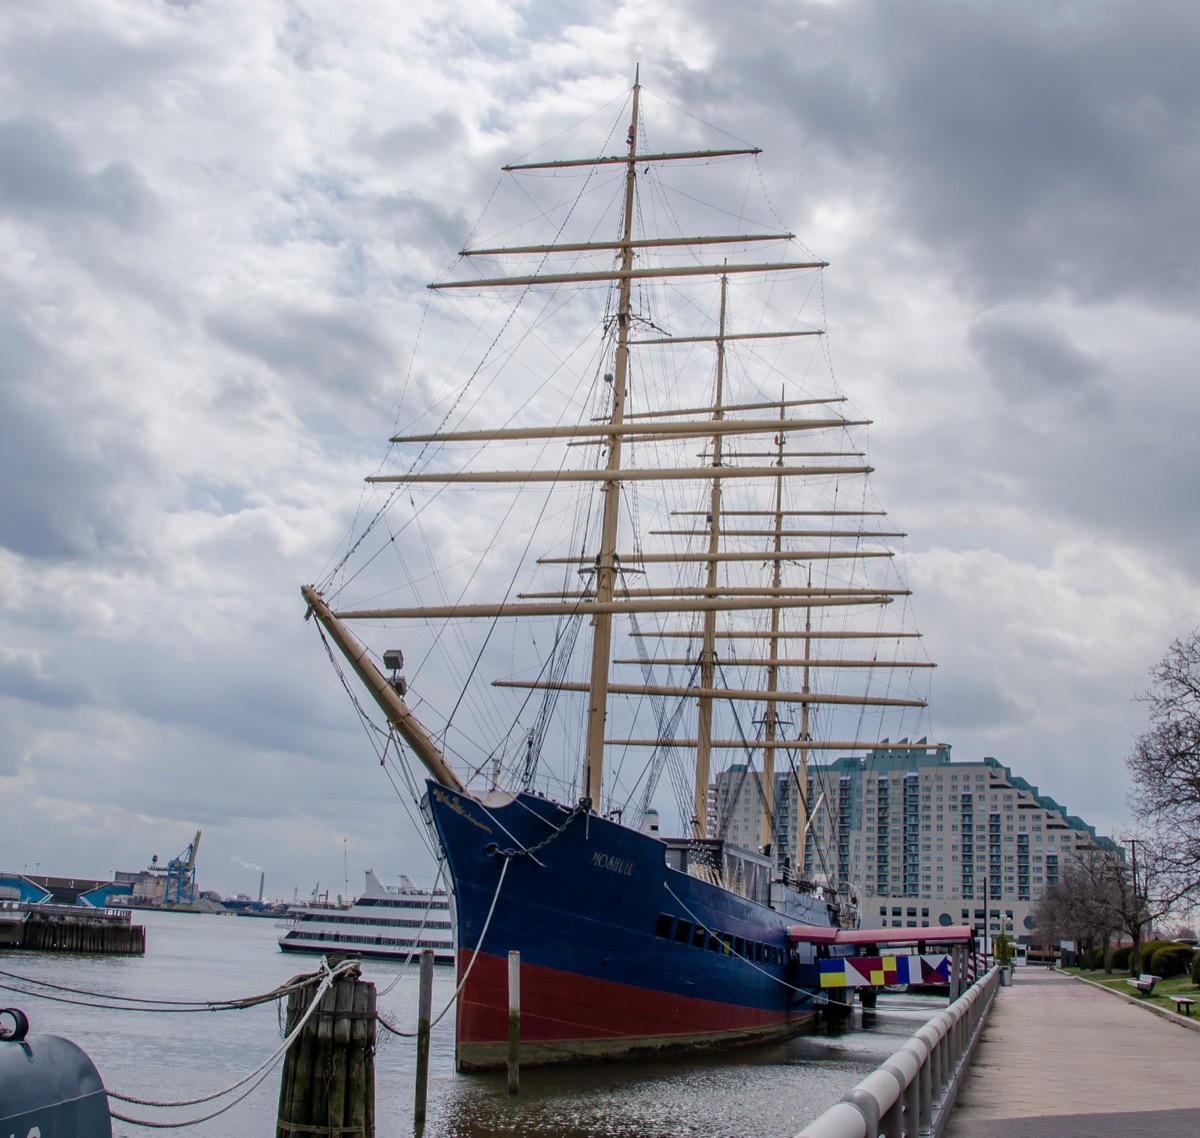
[710,741,1118,942]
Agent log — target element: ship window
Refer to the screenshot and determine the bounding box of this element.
[707,934,720,953]
[691,925,707,949]
[655,914,673,939]
[674,920,693,944]
[734,937,745,957]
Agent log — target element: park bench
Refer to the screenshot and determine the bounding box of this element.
[1126,973,1161,996]
[1170,996,1195,1016]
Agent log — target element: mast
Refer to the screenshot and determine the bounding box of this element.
[757,402,785,855]
[693,275,729,838]
[581,78,640,810]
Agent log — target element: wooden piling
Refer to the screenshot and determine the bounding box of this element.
[277,964,375,1138]
[414,949,434,1129]
[3,909,145,955]
[507,950,520,1095]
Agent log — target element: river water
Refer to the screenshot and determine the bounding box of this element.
[3,910,944,1137]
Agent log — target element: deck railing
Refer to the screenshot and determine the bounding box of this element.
[795,966,1000,1138]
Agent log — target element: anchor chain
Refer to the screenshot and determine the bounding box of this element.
[485,798,591,861]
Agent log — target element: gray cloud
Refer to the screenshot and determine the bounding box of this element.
[0,306,151,560]
[0,117,157,231]
[699,0,1200,308]
[968,316,1104,402]
[207,302,400,404]
[0,649,87,710]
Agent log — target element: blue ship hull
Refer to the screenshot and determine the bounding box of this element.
[424,781,843,1070]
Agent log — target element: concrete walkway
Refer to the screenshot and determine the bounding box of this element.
[946,968,1200,1137]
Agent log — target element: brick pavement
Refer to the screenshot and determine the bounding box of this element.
[946,968,1200,1137]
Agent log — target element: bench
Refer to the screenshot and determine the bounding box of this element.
[1126,973,1161,996]
[1171,996,1195,1016]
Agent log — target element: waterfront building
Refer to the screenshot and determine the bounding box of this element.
[709,742,1119,942]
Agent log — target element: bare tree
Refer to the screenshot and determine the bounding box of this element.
[1128,631,1200,901]
[1030,843,1177,972]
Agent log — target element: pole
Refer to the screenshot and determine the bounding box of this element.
[507,950,521,1094]
[414,949,434,1128]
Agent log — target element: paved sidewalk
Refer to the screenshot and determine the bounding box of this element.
[946,968,1200,1137]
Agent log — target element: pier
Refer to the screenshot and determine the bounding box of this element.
[0,903,145,955]
[946,968,1200,1136]
[799,965,1200,1137]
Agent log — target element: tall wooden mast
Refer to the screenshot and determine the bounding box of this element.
[581,78,640,810]
[693,274,729,838]
[757,402,786,853]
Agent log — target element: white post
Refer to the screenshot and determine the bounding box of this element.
[507,950,520,1094]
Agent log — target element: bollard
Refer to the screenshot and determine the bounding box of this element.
[277,963,375,1138]
[507,950,520,1094]
[414,949,434,1129]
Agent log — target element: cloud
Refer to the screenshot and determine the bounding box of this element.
[968,315,1104,403]
[0,117,157,231]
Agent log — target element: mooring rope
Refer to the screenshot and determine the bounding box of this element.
[0,967,321,1013]
[105,958,359,1129]
[377,855,510,1038]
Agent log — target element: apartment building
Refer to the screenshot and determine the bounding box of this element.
[710,742,1118,942]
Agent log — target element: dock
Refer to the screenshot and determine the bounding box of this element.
[0,903,145,955]
[946,968,1200,1136]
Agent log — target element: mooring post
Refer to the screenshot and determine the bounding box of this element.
[507,950,520,1095]
[277,962,375,1138]
[414,948,434,1129]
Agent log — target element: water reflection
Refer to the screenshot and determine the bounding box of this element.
[413,995,943,1138]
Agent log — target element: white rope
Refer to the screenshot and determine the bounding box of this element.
[106,958,358,1128]
[377,859,449,999]
[379,856,510,1038]
[431,855,509,1028]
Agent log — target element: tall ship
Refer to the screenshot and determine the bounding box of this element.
[303,75,935,1070]
[278,870,453,963]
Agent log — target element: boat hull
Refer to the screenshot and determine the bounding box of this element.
[278,941,454,964]
[425,781,837,1070]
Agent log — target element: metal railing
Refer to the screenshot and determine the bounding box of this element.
[795,967,1000,1138]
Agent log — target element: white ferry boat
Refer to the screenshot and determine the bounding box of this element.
[277,869,454,963]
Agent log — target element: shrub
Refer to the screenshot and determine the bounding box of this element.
[1150,944,1194,979]
[1137,939,1172,972]
[1112,946,1132,970]
[1082,945,1106,969]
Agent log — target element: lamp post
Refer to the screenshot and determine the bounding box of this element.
[1125,838,1141,971]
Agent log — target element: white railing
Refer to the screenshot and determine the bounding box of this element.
[795,967,1000,1138]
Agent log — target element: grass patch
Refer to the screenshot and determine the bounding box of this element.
[1064,967,1200,1015]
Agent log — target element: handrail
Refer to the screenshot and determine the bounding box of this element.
[795,966,1000,1138]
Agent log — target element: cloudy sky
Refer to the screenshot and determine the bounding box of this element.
[2,0,1197,899]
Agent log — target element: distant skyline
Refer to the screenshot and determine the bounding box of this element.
[2,0,1198,897]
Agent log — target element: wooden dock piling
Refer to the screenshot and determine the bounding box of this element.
[277,963,375,1138]
[414,949,433,1130]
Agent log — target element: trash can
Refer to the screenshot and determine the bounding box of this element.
[0,1008,112,1137]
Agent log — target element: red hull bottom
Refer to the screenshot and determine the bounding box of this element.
[455,950,815,1071]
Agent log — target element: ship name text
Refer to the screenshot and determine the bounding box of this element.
[592,851,636,877]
